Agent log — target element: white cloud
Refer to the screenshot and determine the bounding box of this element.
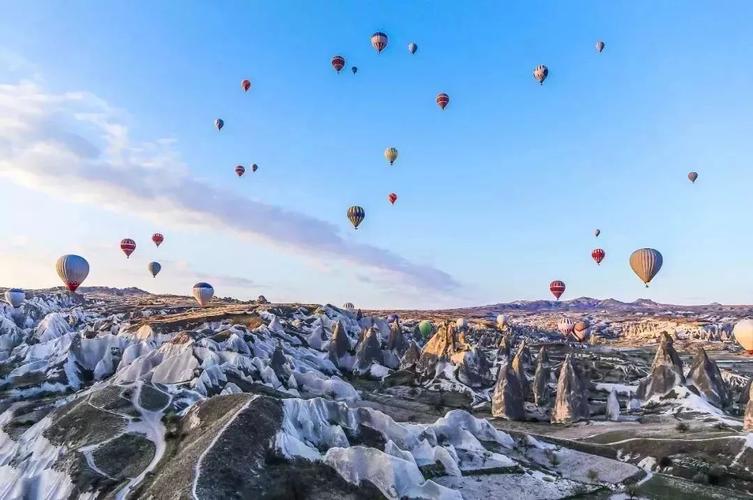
[0,82,459,294]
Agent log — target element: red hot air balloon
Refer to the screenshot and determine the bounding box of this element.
[550,280,566,300]
[241,79,251,92]
[592,248,605,265]
[120,238,136,258]
[331,55,345,73]
[152,233,164,247]
[235,165,245,177]
[388,193,397,205]
[436,93,449,110]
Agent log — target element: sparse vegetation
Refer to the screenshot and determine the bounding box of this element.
[624,484,638,499]
[675,421,690,433]
[707,464,727,485]
[658,455,673,469]
[692,471,710,484]
[586,469,599,482]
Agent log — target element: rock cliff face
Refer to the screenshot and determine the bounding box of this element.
[686,347,729,408]
[551,354,590,424]
[532,347,550,407]
[636,332,685,400]
[353,327,383,374]
[416,322,468,374]
[606,388,620,421]
[491,360,525,420]
[511,345,529,401]
[457,347,494,388]
[399,341,421,370]
[328,320,351,370]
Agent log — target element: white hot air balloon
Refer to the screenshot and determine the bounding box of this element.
[343,302,355,312]
[5,288,25,308]
[733,319,753,354]
[192,282,214,307]
[56,255,90,292]
[496,314,508,329]
[456,318,468,330]
[558,317,575,336]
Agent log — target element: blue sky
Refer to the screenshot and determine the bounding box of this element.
[1,1,753,308]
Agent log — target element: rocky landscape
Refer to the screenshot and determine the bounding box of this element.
[2,289,753,499]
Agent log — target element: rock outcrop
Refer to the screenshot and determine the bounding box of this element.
[497,334,511,359]
[636,332,685,400]
[491,360,525,420]
[353,327,383,374]
[399,341,421,370]
[532,347,550,407]
[551,354,590,424]
[687,347,729,408]
[606,388,620,421]
[327,321,351,369]
[416,322,467,374]
[745,383,753,431]
[386,320,408,354]
[457,347,494,388]
[511,346,529,401]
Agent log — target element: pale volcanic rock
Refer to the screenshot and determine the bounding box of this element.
[745,383,753,431]
[532,347,551,407]
[551,354,590,424]
[636,332,686,400]
[457,347,494,388]
[491,360,525,420]
[353,327,384,374]
[606,388,620,421]
[327,320,351,370]
[416,322,468,374]
[399,341,421,371]
[687,347,729,408]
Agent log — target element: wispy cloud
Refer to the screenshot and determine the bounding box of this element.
[0,82,459,293]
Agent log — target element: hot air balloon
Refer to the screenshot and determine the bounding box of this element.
[347,206,365,229]
[688,171,698,183]
[384,147,398,165]
[5,288,25,308]
[387,314,399,324]
[192,282,214,307]
[595,40,605,53]
[56,254,89,292]
[436,92,449,110]
[592,248,605,265]
[573,321,589,342]
[331,55,345,73]
[351,66,358,75]
[456,318,468,330]
[408,42,417,54]
[235,165,245,177]
[343,302,355,311]
[558,317,575,336]
[388,193,397,205]
[594,229,601,238]
[120,238,136,259]
[418,320,433,339]
[496,314,508,329]
[550,280,566,300]
[241,79,251,92]
[533,65,549,85]
[733,319,753,354]
[215,118,224,131]
[148,261,161,278]
[629,248,663,287]
[252,163,259,172]
[371,32,388,53]
[152,233,164,247]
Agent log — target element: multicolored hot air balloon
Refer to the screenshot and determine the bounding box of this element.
[629,248,663,287]
[595,40,605,53]
[558,317,575,336]
[733,319,753,354]
[120,239,136,258]
[533,65,549,85]
[215,118,224,131]
[252,163,259,172]
[56,255,89,292]
[550,280,566,300]
[192,282,214,307]
[388,193,397,205]
[331,55,345,73]
[371,32,388,53]
[384,147,398,165]
[235,165,245,177]
[152,233,164,247]
[594,228,601,238]
[5,288,25,308]
[436,92,449,110]
[573,321,589,342]
[418,320,433,339]
[592,248,605,265]
[148,261,161,278]
[241,79,251,92]
[408,42,417,54]
[347,206,365,229]
[343,302,355,311]
[351,66,358,75]
[688,171,698,183]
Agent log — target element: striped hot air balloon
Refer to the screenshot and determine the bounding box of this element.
[347,206,365,229]
[371,32,388,53]
[192,282,214,307]
[436,92,449,110]
[384,147,398,165]
[331,55,345,73]
[152,233,164,247]
[595,40,605,53]
[241,79,251,92]
[592,248,605,265]
[388,193,397,205]
[5,288,25,308]
[629,248,663,287]
[235,165,245,177]
[343,302,355,311]
[533,65,549,85]
[550,280,566,300]
[573,321,589,342]
[120,238,136,258]
[56,254,89,292]
[558,317,575,336]
[148,261,161,278]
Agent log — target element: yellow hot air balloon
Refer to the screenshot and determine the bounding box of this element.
[384,147,398,165]
[629,248,663,287]
[734,319,753,354]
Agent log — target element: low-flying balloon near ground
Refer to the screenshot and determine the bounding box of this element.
[734,319,753,354]
[371,32,388,53]
[408,42,417,54]
[558,317,575,335]
[347,206,365,229]
[550,280,566,300]
[436,93,449,110]
[688,171,698,183]
[496,314,508,329]
[56,255,89,292]
[120,239,136,258]
[629,248,663,287]
[192,282,214,307]
[592,248,605,265]
[5,288,25,308]
[533,65,549,85]
[573,321,589,342]
[152,233,164,247]
[241,79,251,92]
[148,261,161,278]
[235,165,245,177]
[418,320,433,339]
[384,147,398,165]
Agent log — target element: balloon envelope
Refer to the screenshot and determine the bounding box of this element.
[594,229,601,237]
[192,282,214,307]
[592,248,605,265]
[629,248,663,286]
[418,320,433,339]
[534,65,549,84]
[56,254,89,292]
[235,165,245,177]
[343,302,355,311]
[688,171,698,183]
[148,261,161,278]
[241,79,251,92]
[558,317,575,335]
[436,93,449,110]
[384,147,398,165]
[456,318,468,330]
[388,193,397,205]
[331,55,345,73]
[550,280,566,300]
[595,40,605,53]
[573,321,589,342]
[408,42,417,54]
[371,32,388,53]
[734,319,753,353]
[496,314,507,329]
[347,206,365,229]
[120,238,136,258]
[215,118,224,131]
[5,288,25,308]
[152,233,164,247]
